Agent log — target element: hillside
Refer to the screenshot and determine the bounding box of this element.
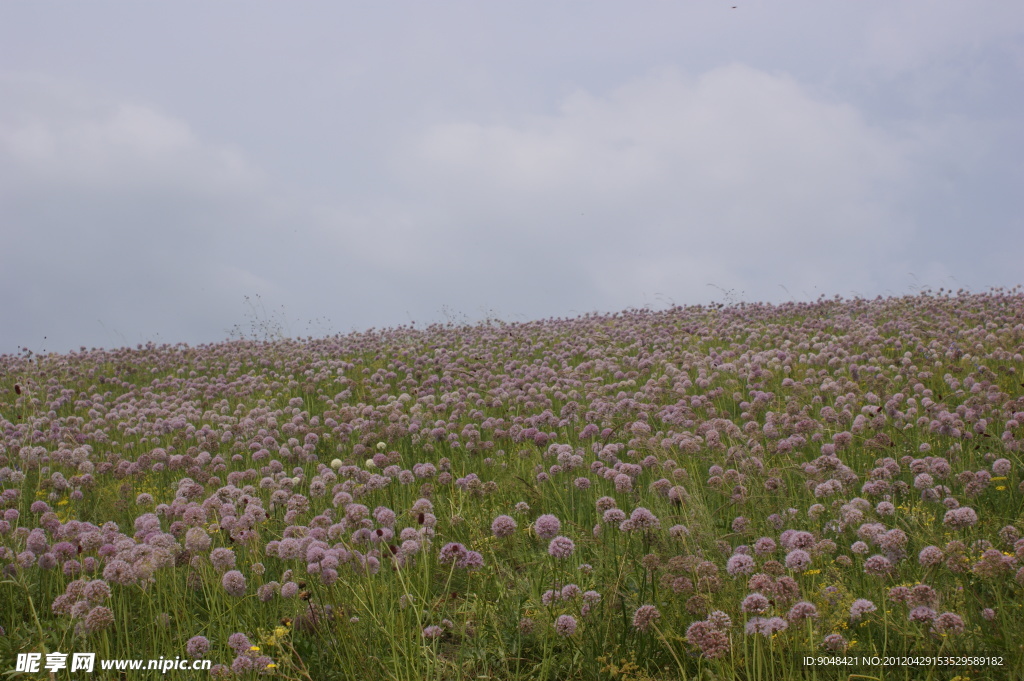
[2,290,1023,680]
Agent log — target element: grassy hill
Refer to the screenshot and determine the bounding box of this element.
[2,290,1023,680]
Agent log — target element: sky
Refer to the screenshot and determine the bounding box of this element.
[1,2,1022,355]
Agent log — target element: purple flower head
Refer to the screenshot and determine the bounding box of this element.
[534,514,561,540]
[741,592,771,614]
[626,507,660,531]
[888,586,911,604]
[221,570,246,597]
[83,580,111,603]
[850,599,877,621]
[686,620,731,659]
[918,546,944,566]
[747,616,788,637]
[231,656,255,674]
[727,553,756,576]
[438,542,467,565]
[458,550,484,570]
[85,606,114,632]
[209,547,236,572]
[602,509,626,524]
[943,506,978,529]
[864,554,893,576]
[787,601,818,623]
[554,614,577,637]
[548,536,575,559]
[931,612,965,635]
[785,549,811,572]
[491,515,517,538]
[186,635,210,659]
[228,633,252,654]
[184,527,211,553]
[632,605,661,632]
[102,560,137,586]
[560,584,581,600]
[822,634,847,651]
[908,606,937,623]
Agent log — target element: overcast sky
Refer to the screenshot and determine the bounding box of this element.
[2,2,1022,355]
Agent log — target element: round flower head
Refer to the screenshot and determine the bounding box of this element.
[221,570,246,598]
[83,580,111,603]
[822,634,847,651]
[602,509,626,524]
[943,507,978,529]
[741,592,770,614]
[438,542,467,565]
[231,656,255,674]
[554,614,577,637]
[931,612,965,635]
[458,550,484,570]
[627,507,660,530]
[863,554,893,576]
[888,586,911,603]
[228,633,252,653]
[548,536,575,559]
[686,620,730,659]
[210,548,236,572]
[787,601,818,623]
[754,537,776,556]
[707,610,732,630]
[186,636,211,659]
[560,584,581,600]
[491,515,517,538]
[534,514,561,540]
[785,549,811,572]
[85,606,114,633]
[908,606,937,623]
[727,554,755,576]
[849,599,877,621]
[632,605,661,632]
[918,545,944,566]
[184,527,212,553]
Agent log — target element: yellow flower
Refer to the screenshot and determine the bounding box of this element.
[996,486,1007,491]
[266,663,277,669]
[250,645,260,652]
[805,569,821,575]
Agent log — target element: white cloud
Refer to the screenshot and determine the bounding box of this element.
[0,83,261,197]
[0,77,277,351]
[400,64,916,304]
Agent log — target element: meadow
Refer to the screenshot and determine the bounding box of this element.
[1,290,1023,680]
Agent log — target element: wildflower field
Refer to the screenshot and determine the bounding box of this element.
[2,290,1023,681]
